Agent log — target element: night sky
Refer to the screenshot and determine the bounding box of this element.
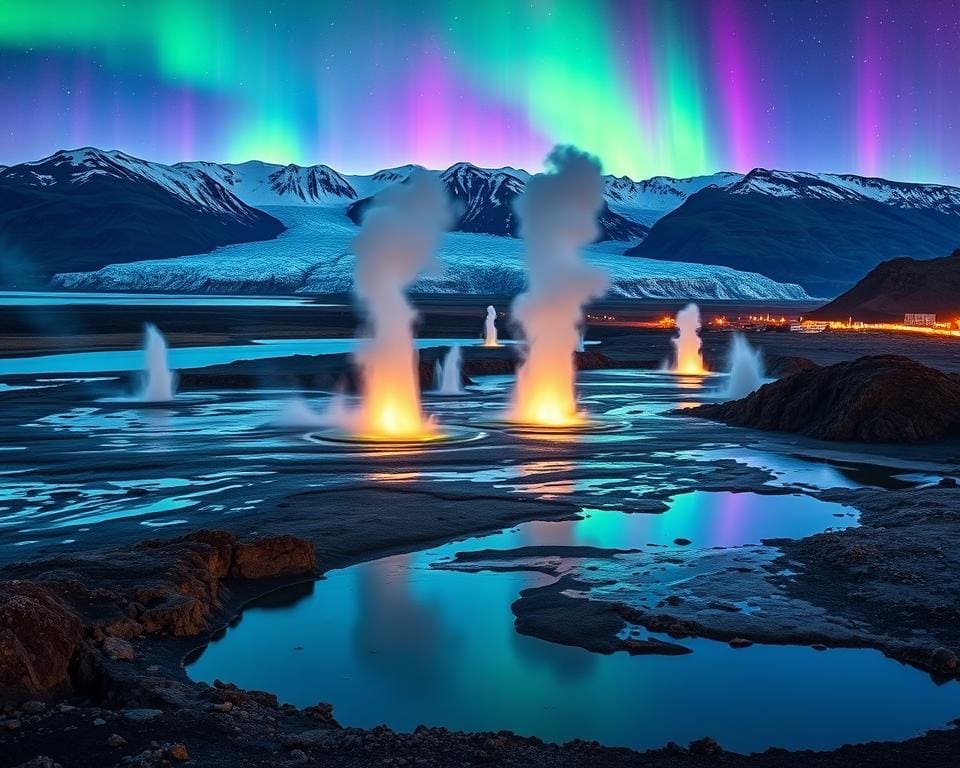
[1,0,958,182]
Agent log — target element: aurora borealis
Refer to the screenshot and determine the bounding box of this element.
[1,0,958,182]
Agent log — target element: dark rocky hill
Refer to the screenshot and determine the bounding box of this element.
[809,249,960,322]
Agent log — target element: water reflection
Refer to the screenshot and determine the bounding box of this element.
[189,498,959,752]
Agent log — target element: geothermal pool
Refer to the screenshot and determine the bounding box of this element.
[3,360,958,752]
[186,498,960,753]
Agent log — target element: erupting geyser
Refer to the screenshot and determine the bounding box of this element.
[351,170,452,439]
[139,323,176,402]
[508,147,609,426]
[435,345,465,395]
[671,303,706,375]
[483,305,499,347]
[723,333,764,400]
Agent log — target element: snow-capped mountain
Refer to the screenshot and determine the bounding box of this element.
[628,168,960,297]
[8,144,959,300]
[344,164,420,197]
[177,160,357,206]
[726,168,960,215]
[0,148,283,285]
[604,172,742,226]
[440,162,525,235]
[346,162,648,242]
[1,148,270,221]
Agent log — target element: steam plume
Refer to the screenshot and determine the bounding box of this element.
[351,170,451,437]
[509,146,609,425]
[671,303,705,374]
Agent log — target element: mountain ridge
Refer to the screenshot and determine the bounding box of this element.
[627,168,960,296]
[0,148,284,286]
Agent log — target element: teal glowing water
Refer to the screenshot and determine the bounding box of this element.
[187,495,960,752]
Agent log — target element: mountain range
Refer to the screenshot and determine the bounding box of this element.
[2,147,959,298]
[0,149,283,287]
[627,169,960,297]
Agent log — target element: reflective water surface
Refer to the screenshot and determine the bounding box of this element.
[188,501,960,753]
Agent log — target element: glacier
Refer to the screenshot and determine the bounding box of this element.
[53,206,812,301]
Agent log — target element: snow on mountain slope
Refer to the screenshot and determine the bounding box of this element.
[53,206,811,300]
[344,165,419,198]
[603,172,742,226]
[1,148,267,222]
[346,162,648,241]
[727,168,960,214]
[177,160,357,206]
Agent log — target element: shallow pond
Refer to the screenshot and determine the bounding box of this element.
[187,493,960,753]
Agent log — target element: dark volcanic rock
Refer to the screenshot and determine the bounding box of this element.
[688,355,960,442]
[765,355,819,379]
[810,248,960,323]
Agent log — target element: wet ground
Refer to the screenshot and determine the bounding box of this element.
[2,310,960,764]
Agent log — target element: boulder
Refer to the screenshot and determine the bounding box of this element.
[687,355,960,442]
[0,582,84,699]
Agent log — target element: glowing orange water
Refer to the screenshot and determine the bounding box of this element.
[673,351,707,376]
[671,303,707,375]
[510,340,585,427]
[355,348,436,440]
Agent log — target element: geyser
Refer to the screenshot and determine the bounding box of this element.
[671,303,706,375]
[723,333,764,399]
[508,147,609,426]
[139,323,176,402]
[483,305,499,347]
[435,345,465,395]
[351,170,451,438]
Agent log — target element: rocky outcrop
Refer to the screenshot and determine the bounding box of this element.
[765,355,819,378]
[0,583,84,700]
[688,355,960,442]
[0,532,316,700]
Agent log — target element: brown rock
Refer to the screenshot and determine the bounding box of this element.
[104,617,144,639]
[102,636,135,661]
[0,582,84,699]
[107,733,127,748]
[728,637,753,648]
[231,536,316,580]
[168,743,189,761]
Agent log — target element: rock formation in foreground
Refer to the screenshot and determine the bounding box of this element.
[688,355,960,442]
